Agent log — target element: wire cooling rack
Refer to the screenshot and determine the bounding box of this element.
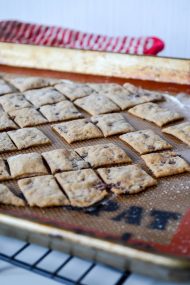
[0,235,130,285]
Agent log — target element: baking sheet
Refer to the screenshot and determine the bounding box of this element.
[0,55,190,281]
[0,42,190,85]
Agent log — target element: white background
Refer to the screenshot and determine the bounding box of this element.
[0,0,189,57]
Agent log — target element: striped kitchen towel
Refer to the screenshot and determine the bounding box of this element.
[0,20,164,55]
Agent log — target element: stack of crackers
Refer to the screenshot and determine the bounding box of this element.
[0,75,189,208]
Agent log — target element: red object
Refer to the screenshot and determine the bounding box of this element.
[0,20,164,55]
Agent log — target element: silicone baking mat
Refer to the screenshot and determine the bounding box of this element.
[0,65,189,281]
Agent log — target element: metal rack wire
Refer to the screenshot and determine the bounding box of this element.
[0,236,131,285]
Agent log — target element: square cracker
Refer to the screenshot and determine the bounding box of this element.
[7,152,48,179]
[42,148,89,174]
[0,159,11,181]
[0,113,17,131]
[52,119,103,143]
[128,103,183,127]
[88,83,123,93]
[0,93,32,112]
[9,107,47,127]
[24,87,66,108]
[76,143,131,168]
[120,129,172,154]
[0,184,25,206]
[75,93,120,115]
[141,151,190,178]
[162,122,190,146]
[8,128,51,150]
[55,169,107,207]
[40,101,83,122]
[0,132,16,153]
[8,76,56,92]
[97,165,156,194]
[123,82,164,101]
[91,113,135,137]
[106,90,163,110]
[123,82,139,93]
[100,83,164,110]
[0,79,15,95]
[18,175,69,207]
[55,82,93,101]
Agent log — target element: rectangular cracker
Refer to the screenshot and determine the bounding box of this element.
[128,103,183,127]
[8,76,56,92]
[76,143,131,168]
[8,128,51,150]
[42,148,89,174]
[7,152,48,179]
[0,113,17,131]
[0,93,32,112]
[0,79,15,95]
[0,184,25,206]
[18,175,69,207]
[97,165,157,194]
[9,107,47,127]
[91,113,135,137]
[55,169,107,207]
[40,101,83,122]
[120,129,172,154]
[141,151,190,178]
[52,119,103,143]
[24,87,66,107]
[74,93,120,115]
[0,132,17,153]
[0,159,11,181]
[55,82,93,101]
[162,122,190,146]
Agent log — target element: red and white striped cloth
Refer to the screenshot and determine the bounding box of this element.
[0,20,164,55]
